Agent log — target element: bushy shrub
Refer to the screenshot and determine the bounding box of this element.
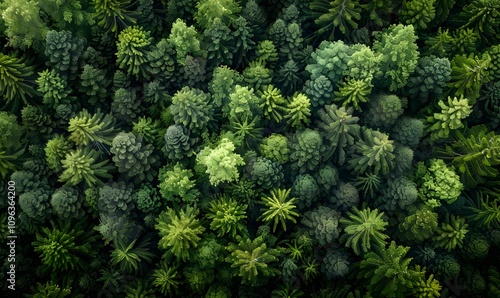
[51,187,84,220]
[292,174,320,210]
[248,157,284,190]
[111,132,158,182]
[301,206,341,246]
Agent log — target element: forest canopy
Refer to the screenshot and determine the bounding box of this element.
[1,0,500,297]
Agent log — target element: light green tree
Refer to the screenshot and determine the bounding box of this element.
[116,26,152,79]
[373,24,419,91]
[259,189,299,232]
[155,205,205,261]
[196,138,245,186]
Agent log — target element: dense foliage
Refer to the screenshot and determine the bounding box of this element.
[1,1,499,296]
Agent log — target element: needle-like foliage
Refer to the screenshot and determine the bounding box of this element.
[225,235,283,285]
[358,241,425,297]
[340,207,389,255]
[259,188,299,232]
[155,205,205,261]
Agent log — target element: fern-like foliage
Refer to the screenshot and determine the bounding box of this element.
[257,84,288,123]
[466,195,500,229]
[116,26,152,79]
[352,172,382,199]
[259,188,300,232]
[358,241,425,298]
[31,282,72,298]
[0,53,39,108]
[309,0,362,40]
[92,0,137,33]
[339,207,389,255]
[152,262,181,296]
[285,92,311,128]
[110,235,156,275]
[448,53,491,100]
[455,0,500,44]
[32,220,100,272]
[225,235,283,285]
[439,125,500,188]
[0,148,24,179]
[412,271,442,298]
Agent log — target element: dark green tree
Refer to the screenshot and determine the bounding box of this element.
[203,18,234,67]
[248,157,284,190]
[92,0,137,33]
[44,30,85,78]
[301,206,341,246]
[292,174,320,210]
[290,128,324,174]
[110,132,158,182]
[164,124,197,162]
[305,40,352,84]
[406,55,451,108]
[309,0,362,40]
[97,181,136,216]
[348,129,395,176]
[316,103,360,165]
[32,220,100,272]
[399,0,436,30]
[111,88,143,123]
[0,53,39,108]
[455,0,500,44]
[50,186,84,220]
[78,64,109,106]
[170,86,214,134]
[110,235,156,275]
[358,241,425,297]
